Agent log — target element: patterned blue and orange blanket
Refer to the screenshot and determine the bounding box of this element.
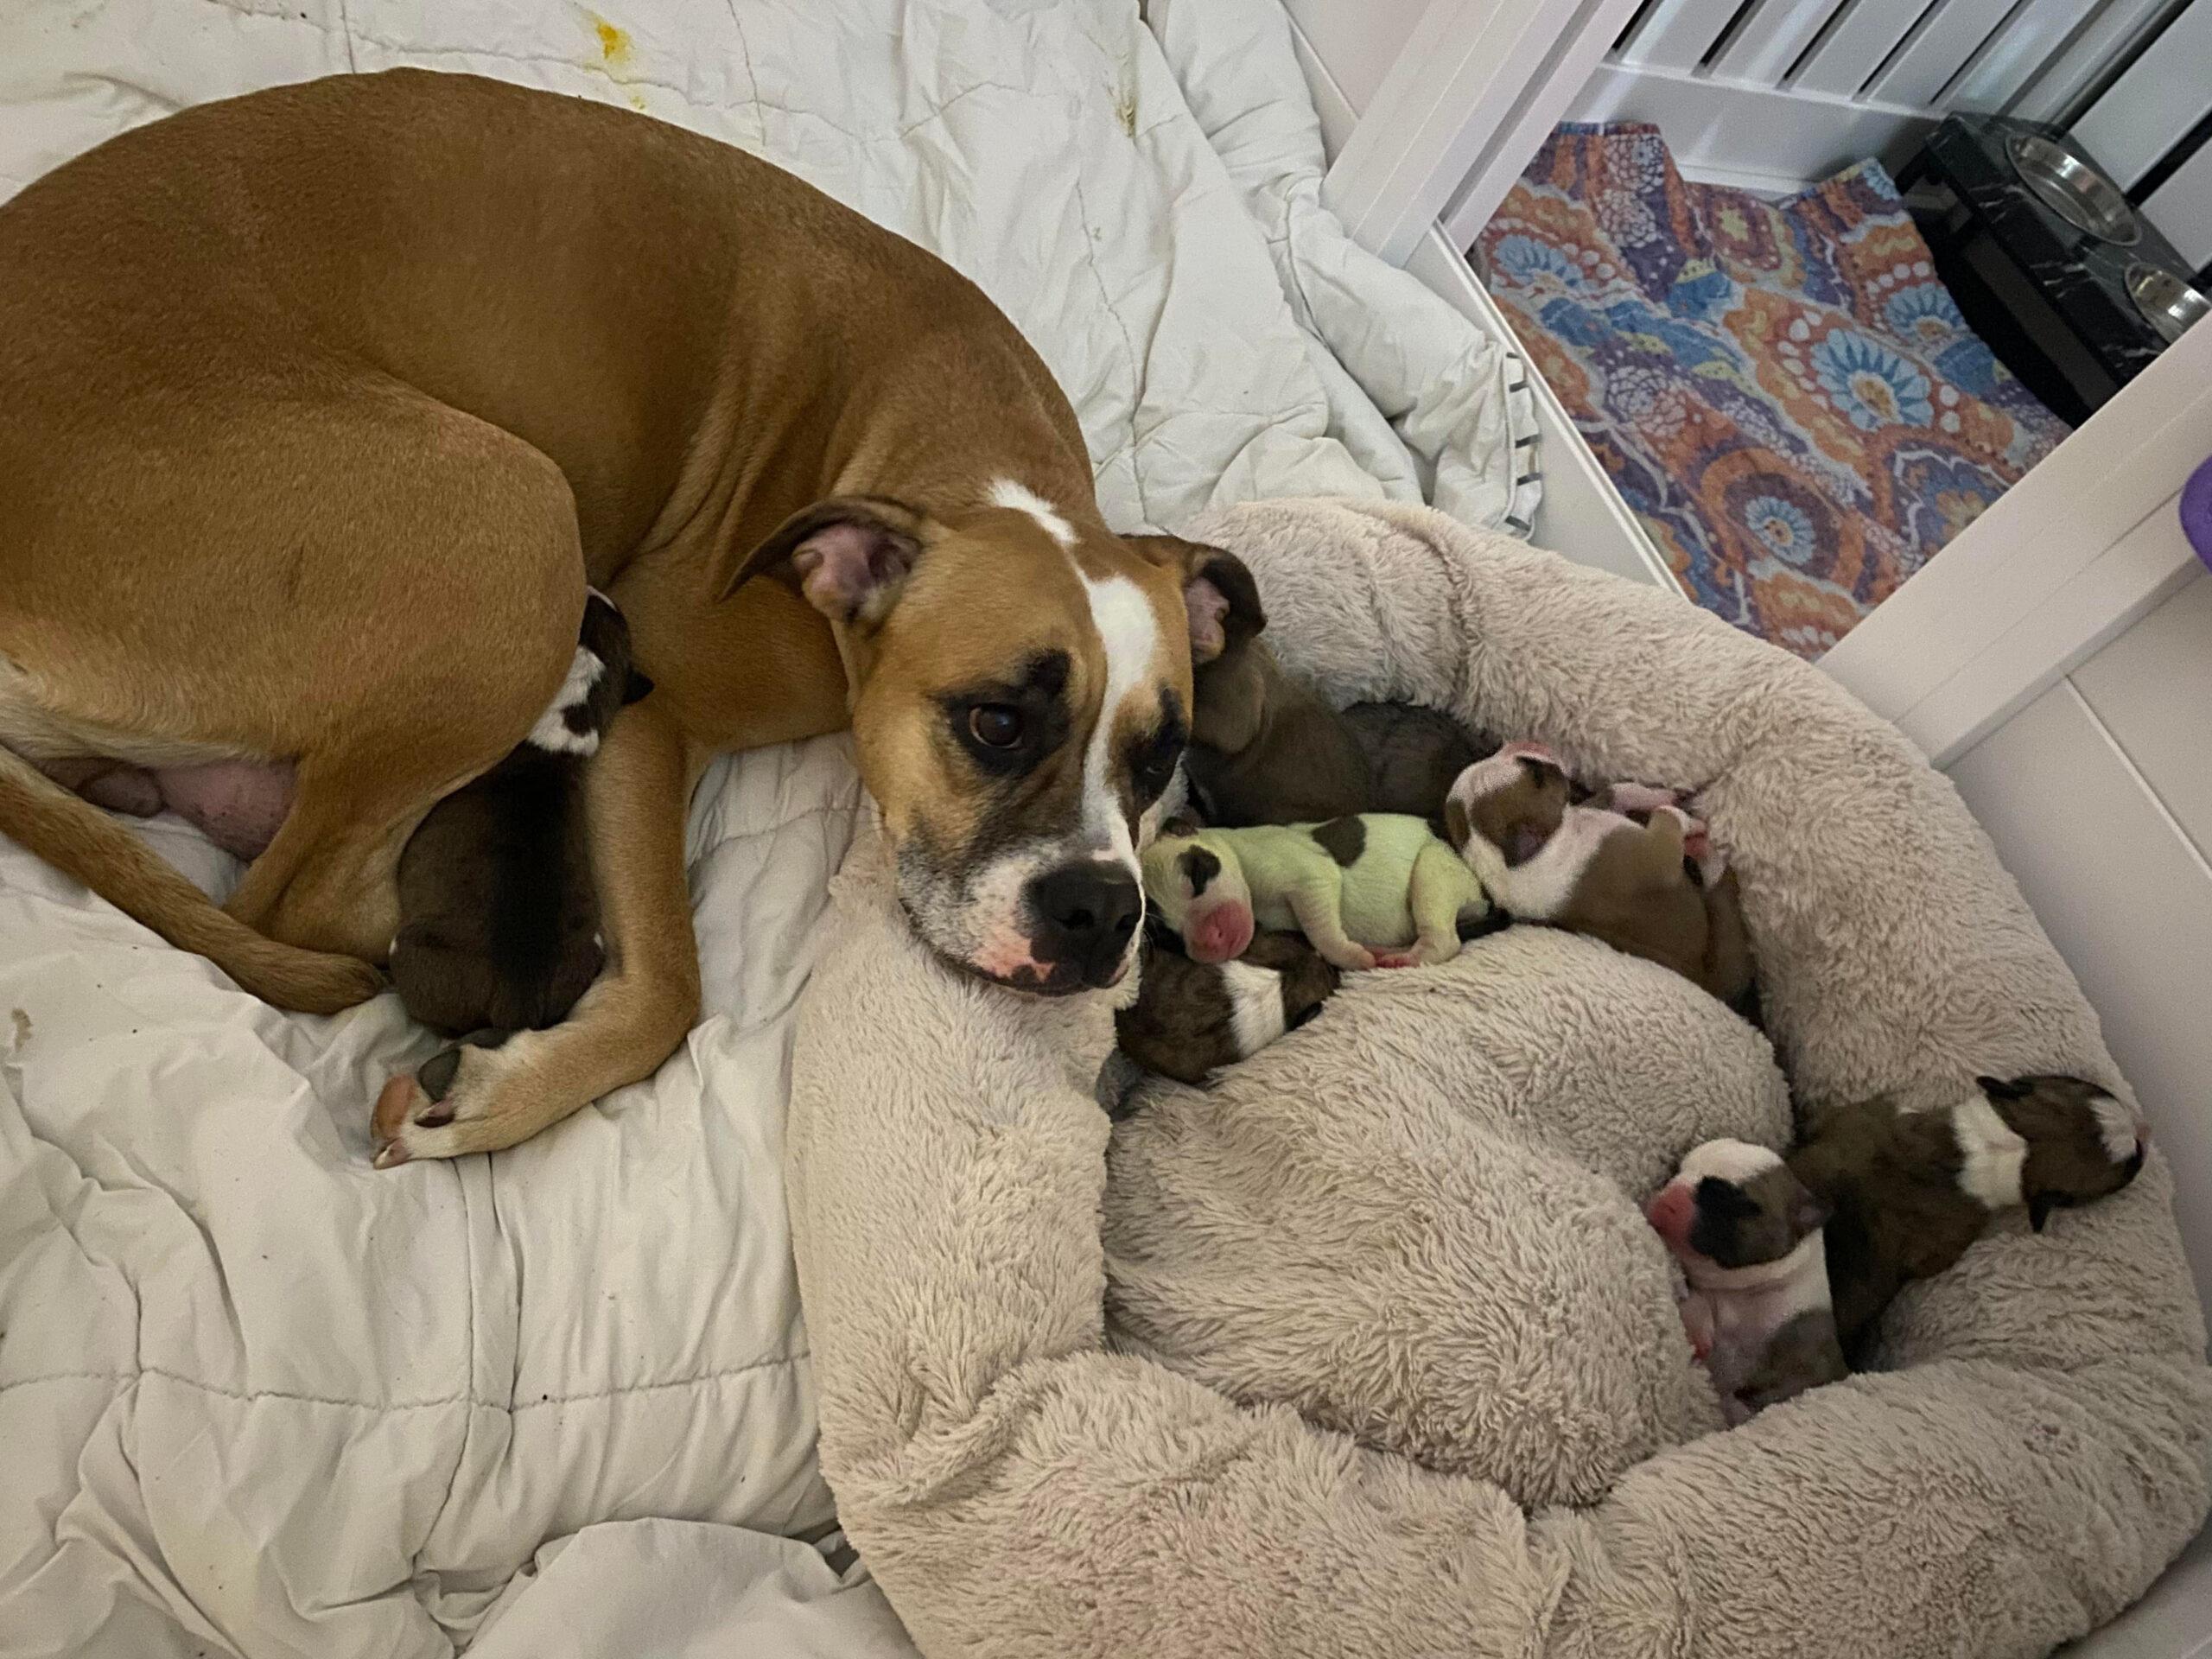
[1478,123,2068,656]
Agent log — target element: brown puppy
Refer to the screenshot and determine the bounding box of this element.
[1115,930,1340,1087]
[390,592,646,1040]
[1185,634,1368,826]
[1183,626,1481,830]
[1789,1074,2148,1357]
[1341,702,1487,834]
[0,73,1256,1163]
[1441,745,1754,1010]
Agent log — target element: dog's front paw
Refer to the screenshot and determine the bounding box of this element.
[371,1035,512,1167]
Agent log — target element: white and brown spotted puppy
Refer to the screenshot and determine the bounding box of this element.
[389,591,646,1042]
[1441,744,1754,1010]
[1788,1074,2150,1357]
[1646,1139,1847,1424]
[1114,929,1340,1088]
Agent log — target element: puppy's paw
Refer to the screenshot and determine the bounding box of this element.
[1652,802,1710,857]
[1603,781,1681,816]
[1691,842,1729,887]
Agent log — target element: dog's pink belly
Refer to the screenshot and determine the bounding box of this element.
[38,754,296,860]
[152,761,296,859]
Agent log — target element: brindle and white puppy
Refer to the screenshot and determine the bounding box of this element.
[1113,928,1340,1087]
[1788,1074,2149,1357]
[1647,1138,1847,1424]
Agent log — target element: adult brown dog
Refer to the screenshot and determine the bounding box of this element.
[0,72,1255,1164]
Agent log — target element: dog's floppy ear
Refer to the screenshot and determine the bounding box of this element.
[1125,536,1266,664]
[1788,1184,1830,1239]
[715,496,932,627]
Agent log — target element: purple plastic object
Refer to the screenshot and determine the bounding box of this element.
[2184,455,2212,573]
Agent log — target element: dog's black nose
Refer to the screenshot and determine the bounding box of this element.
[1027,862,1142,985]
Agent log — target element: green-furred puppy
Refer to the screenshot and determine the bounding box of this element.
[1142,815,1491,972]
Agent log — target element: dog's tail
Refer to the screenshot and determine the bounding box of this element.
[0,743,384,1014]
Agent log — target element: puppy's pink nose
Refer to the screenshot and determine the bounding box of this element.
[1186,903,1254,966]
[1644,1182,1692,1244]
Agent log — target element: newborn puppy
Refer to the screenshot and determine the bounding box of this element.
[390,591,649,1036]
[1342,701,1487,836]
[1115,929,1340,1087]
[1185,633,1375,826]
[1141,816,1491,972]
[1442,745,1753,1010]
[1646,1139,1847,1424]
[1182,608,1487,830]
[1788,1074,2150,1357]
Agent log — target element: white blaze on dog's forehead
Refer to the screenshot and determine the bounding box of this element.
[1950,1092,2029,1210]
[1676,1137,1783,1187]
[1076,569,1160,868]
[987,477,1077,550]
[526,645,607,756]
[2088,1091,2140,1163]
[1218,959,1288,1058]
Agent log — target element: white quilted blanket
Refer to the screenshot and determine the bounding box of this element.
[0,2,1535,1654]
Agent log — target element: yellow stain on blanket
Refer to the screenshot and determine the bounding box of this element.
[593,16,631,66]
[584,11,647,110]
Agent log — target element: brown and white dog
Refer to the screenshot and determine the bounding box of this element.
[1646,1139,1848,1425]
[0,72,1255,1163]
[1788,1074,2149,1357]
[1441,744,1754,1010]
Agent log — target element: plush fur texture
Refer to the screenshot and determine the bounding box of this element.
[785,499,2212,1659]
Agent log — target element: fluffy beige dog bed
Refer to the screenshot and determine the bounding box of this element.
[786,499,2212,1657]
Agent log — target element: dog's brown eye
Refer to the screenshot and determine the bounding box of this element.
[969,704,1025,749]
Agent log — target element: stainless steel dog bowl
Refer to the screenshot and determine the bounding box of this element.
[2127,263,2209,344]
[2008,133,2142,245]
